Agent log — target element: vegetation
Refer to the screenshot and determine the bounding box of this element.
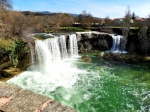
[0,0,150,70]
[0,38,29,66]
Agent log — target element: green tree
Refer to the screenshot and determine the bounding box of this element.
[131,12,136,20]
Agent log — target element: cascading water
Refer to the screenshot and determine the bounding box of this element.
[111,35,122,52]
[58,35,68,59]
[34,39,53,72]
[110,34,127,53]
[68,34,78,58]
[7,33,150,112]
[44,37,61,62]
[7,33,84,92]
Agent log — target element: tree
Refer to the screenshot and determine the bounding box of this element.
[0,0,12,10]
[60,13,74,27]
[9,11,28,36]
[137,26,149,56]
[146,14,150,27]
[131,12,136,20]
[121,6,132,51]
[0,0,12,38]
[77,10,93,28]
[104,16,112,25]
[124,6,131,24]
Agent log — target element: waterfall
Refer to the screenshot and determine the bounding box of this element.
[7,33,83,92]
[110,35,127,53]
[34,39,53,72]
[111,35,123,52]
[44,37,61,62]
[6,33,147,112]
[58,35,68,59]
[68,34,78,58]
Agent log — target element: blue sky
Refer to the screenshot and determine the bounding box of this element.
[13,0,150,18]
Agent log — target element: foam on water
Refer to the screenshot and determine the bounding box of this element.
[7,34,84,93]
[7,33,149,112]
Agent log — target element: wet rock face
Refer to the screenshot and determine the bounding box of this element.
[77,32,112,52]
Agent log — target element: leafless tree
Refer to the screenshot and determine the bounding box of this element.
[0,0,12,10]
[122,6,132,51]
[0,0,12,38]
[77,10,93,28]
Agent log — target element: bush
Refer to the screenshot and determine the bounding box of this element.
[0,38,29,67]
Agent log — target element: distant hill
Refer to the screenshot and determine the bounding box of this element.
[36,11,79,17]
[21,11,101,18]
[71,14,79,17]
[37,11,53,15]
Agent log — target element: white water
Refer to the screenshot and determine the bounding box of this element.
[44,37,61,62]
[59,35,68,59]
[110,34,127,53]
[6,33,149,112]
[68,34,78,58]
[7,34,85,93]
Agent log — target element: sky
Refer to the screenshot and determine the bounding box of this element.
[12,0,150,19]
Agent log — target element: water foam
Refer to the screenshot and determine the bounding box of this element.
[7,33,83,93]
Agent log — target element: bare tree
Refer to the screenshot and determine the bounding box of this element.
[104,16,112,25]
[0,0,12,10]
[0,0,12,38]
[147,14,150,27]
[77,10,93,28]
[122,6,132,51]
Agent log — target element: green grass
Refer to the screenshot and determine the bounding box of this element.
[60,27,85,32]
[46,26,91,33]
[104,26,139,29]
[46,26,141,33]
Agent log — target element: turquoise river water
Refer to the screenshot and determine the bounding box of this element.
[7,34,150,112]
[52,55,150,112]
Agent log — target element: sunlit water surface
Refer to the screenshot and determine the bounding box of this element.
[7,33,150,112]
[8,56,150,112]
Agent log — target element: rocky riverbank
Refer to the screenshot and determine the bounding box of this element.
[80,50,150,65]
[0,81,77,112]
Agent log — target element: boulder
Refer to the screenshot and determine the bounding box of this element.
[81,55,92,62]
[98,52,105,57]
